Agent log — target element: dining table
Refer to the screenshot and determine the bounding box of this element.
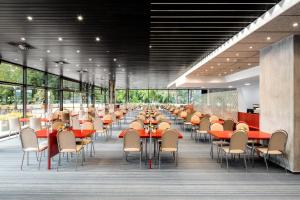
[35,128,96,170]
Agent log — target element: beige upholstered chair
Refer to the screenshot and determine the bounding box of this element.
[194,111,202,117]
[123,129,143,168]
[103,114,112,121]
[210,123,226,160]
[158,121,171,131]
[190,114,200,138]
[29,117,42,131]
[93,117,107,139]
[137,114,146,121]
[71,117,81,130]
[223,119,235,131]
[129,121,144,130]
[255,130,288,173]
[61,112,70,125]
[158,129,179,168]
[220,130,248,171]
[80,122,95,156]
[9,118,22,137]
[57,130,84,171]
[236,122,249,131]
[20,127,48,170]
[196,117,210,141]
[209,115,219,123]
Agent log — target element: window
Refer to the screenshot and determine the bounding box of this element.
[48,89,59,111]
[48,74,60,88]
[148,90,168,103]
[27,87,45,116]
[177,90,189,104]
[0,84,23,137]
[95,88,105,106]
[129,90,148,103]
[63,79,80,90]
[168,90,177,104]
[63,91,73,110]
[27,68,45,86]
[0,62,23,84]
[116,90,126,104]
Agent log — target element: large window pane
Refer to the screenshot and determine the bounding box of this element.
[63,91,73,110]
[116,90,126,104]
[63,79,80,90]
[48,89,59,111]
[190,90,202,104]
[0,62,23,84]
[149,90,168,104]
[129,90,148,103]
[0,84,23,137]
[168,90,177,104]
[27,87,45,116]
[48,74,59,88]
[177,90,188,104]
[95,88,105,106]
[27,68,45,86]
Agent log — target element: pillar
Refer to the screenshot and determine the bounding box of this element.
[260,34,300,172]
[108,79,115,104]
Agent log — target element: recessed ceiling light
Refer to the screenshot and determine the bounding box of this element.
[244,83,251,86]
[226,58,230,61]
[230,69,234,72]
[55,64,58,67]
[113,58,117,62]
[27,16,33,21]
[106,50,110,53]
[293,22,298,27]
[236,53,239,56]
[217,63,221,66]
[39,58,43,61]
[121,68,125,72]
[104,69,106,72]
[218,73,221,76]
[46,50,51,53]
[205,69,208,72]
[210,66,214,69]
[249,46,253,49]
[118,64,121,67]
[14,58,18,61]
[97,64,100,67]
[149,45,152,49]
[267,36,271,41]
[76,64,79,67]
[228,85,233,88]
[95,37,100,42]
[58,37,63,41]
[248,63,252,66]
[76,50,80,53]
[21,37,26,41]
[64,58,68,61]
[224,71,227,74]
[77,15,83,21]
[89,58,92,61]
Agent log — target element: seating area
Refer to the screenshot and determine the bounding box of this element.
[2,0,300,199]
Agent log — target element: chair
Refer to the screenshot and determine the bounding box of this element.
[71,117,81,130]
[8,118,22,137]
[29,118,42,131]
[52,121,64,130]
[194,111,202,117]
[190,115,200,139]
[129,121,144,130]
[196,117,210,141]
[158,129,179,168]
[93,117,108,139]
[255,130,288,173]
[209,115,219,123]
[61,112,70,125]
[210,123,226,160]
[20,127,48,170]
[57,130,84,171]
[158,121,171,131]
[81,122,95,156]
[220,130,248,171]
[123,129,143,168]
[236,122,249,131]
[223,119,235,131]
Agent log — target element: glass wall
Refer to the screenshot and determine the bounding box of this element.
[116,89,126,104]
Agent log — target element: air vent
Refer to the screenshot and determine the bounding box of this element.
[77,69,88,73]
[54,60,69,65]
[8,41,35,50]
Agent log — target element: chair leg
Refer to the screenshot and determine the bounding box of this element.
[140,151,142,169]
[225,153,229,171]
[21,151,25,170]
[281,154,288,174]
[27,152,29,166]
[263,154,269,172]
[57,153,61,171]
[38,151,42,170]
[210,143,214,159]
[75,153,78,171]
[243,154,248,172]
[158,151,161,169]
[176,151,178,166]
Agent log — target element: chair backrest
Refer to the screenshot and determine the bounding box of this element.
[268,130,288,152]
[20,127,39,150]
[194,111,202,117]
[199,117,210,131]
[103,114,112,121]
[9,118,21,132]
[57,130,76,151]
[124,129,141,150]
[180,111,187,118]
[210,123,224,131]
[82,122,94,130]
[158,121,171,131]
[61,112,70,123]
[191,115,200,124]
[129,121,144,130]
[29,117,42,131]
[209,115,219,123]
[115,110,123,117]
[229,130,248,152]
[93,117,104,131]
[71,117,81,129]
[137,114,146,121]
[161,129,179,149]
[223,119,235,131]
[52,121,64,130]
[236,122,249,131]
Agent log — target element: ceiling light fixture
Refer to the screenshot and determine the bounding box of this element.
[293,22,298,27]
[210,66,214,69]
[249,46,253,49]
[14,58,18,61]
[89,58,92,61]
[77,15,83,21]
[46,50,51,53]
[236,53,239,56]
[248,63,252,66]
[95,37,100,42]
[226,58,230,61]
[113,58,117,62]
[228,85,233,88]
[27,16,33,21]
[39,58,43,61]
[21,37,26,41]
[244,83,251,86]
[118,64,121,67]
[267,36,271,41]
[217,63,221,66]
[76,64,79,67]
[58,37,63,41]
[76,50,80,53]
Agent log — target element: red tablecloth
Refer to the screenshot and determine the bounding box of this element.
[36,129,96,139]
[208,130,271,140]
[118,129,183,139]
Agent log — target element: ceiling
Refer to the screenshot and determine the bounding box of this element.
[0,0,282,89]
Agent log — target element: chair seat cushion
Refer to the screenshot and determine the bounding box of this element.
[184,122,192,125]
[212,141,229,146]
[161,147,177,152]
[196,130,207,134]
[124,147,140,152]
[222,147,245,154]
[76,139,92,145]
[61,145,83,153]
[256,147,283,155]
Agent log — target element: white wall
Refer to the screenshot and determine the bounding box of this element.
[237,82,259,112]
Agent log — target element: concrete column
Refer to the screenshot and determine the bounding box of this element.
[260,35,300,172]
[108,79,115,104]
